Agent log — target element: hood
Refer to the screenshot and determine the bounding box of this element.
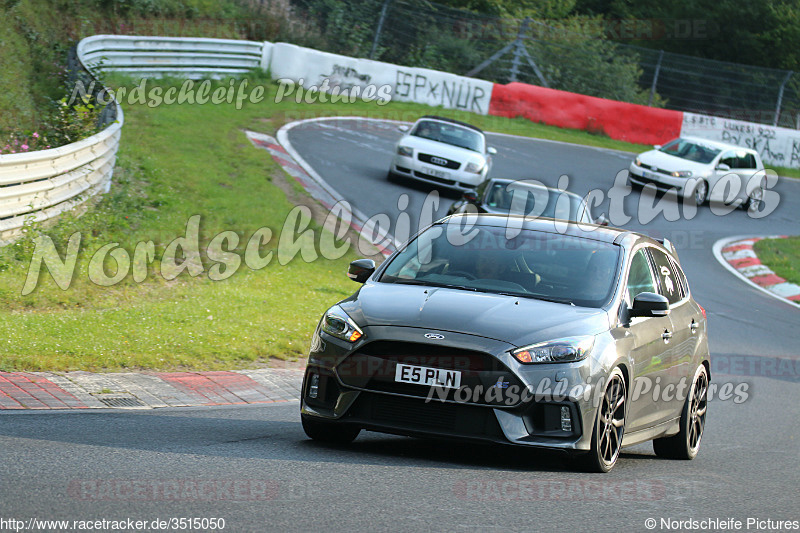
[342,282,610,348]
[638,149,712,174]
[399,135,486,165]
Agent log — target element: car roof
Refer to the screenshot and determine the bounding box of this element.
[440,213,670,253]
[417,115,484,134]
[486,178,583,201]
[677,136,758,154]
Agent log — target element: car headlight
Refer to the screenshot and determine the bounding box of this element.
[670,170,692,178]
[465,161,485,173]
[634,157,642,166]
[397,145,413,157]
[511,336,594,364]
[320,305,364,343]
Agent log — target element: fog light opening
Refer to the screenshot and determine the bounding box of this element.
[309,373,320,399]
[560,406,572,432]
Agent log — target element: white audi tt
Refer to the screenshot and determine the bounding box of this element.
[389,116,496,191]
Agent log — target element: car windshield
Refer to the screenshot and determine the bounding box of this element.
[411,120,484,152]
[658,139,721,164]
[484,181,584,221]
[379,222,620,308]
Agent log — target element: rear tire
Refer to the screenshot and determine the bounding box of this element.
[653,365,708,460]
[743,188,763,213]
[302,414,360,444]
[580,368,627,473]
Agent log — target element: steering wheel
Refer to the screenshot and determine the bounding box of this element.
[445,270,477,280]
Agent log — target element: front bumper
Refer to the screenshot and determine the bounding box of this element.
[628,163,690,193]
[300,325,606,452]
[391,155,485,190]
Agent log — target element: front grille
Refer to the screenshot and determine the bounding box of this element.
[637,162,670,176]
[346,391,506,441]
[336,341,523,406]
[418,153,460,169]
[350,341,500,371]
[371,393,456,430]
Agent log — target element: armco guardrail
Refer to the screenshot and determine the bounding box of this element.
[78,35,272,79]
[0,43,124,245]
[0,35,272,245]
[0,123,122,243]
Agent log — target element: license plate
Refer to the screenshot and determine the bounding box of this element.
[426,167,449,179]
[394,363,461,389]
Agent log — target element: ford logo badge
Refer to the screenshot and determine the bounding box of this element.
[424,333,445,340]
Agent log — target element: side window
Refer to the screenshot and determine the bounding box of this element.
[649,248,682,305]
[737,152,757,169]
[668,256,689,299]
[719,151,737,169]
[627,249,657,302]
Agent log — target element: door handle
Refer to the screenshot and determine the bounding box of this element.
[662,330,673,342]
[690,320,699,334]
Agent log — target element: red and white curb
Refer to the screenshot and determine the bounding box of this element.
[245,126,393,258]
[0,369,302,410]
[713,235,800,308]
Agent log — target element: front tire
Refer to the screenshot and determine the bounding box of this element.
[580,368,627,473]
[302,414,360,444]
[653,364,708,460]
[692,179,709,206]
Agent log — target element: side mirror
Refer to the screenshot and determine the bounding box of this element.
[716,163,730,171]
[487,146,497,155]
[462,190,479,203]
[398,125,409,133]
[347,259,376,283]
[630,292,670,318]
[595,214,609,226]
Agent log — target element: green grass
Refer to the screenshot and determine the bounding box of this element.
[774,166,800,179]
[753,236,800,286]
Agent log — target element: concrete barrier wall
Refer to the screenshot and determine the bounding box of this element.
[680,112,800,168]
[270,42,493,114]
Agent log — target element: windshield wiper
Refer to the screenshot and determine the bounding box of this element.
[523,294,576,306]
[387,279,477,291]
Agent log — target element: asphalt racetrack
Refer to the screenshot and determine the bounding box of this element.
[1,118,798,532]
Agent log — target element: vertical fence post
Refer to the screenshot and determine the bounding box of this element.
[508,18,530,83]
[774,71,793,127]
[369,0,392,60]
[648,50,664,107]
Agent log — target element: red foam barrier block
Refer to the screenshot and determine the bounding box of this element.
[488,82,683,146]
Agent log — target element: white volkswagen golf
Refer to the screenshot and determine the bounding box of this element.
[389,116,496,191]
[628,136,767,212]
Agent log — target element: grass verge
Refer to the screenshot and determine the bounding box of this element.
[752,236,800,286]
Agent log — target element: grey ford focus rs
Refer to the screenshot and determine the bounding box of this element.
[300,215,709,472]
